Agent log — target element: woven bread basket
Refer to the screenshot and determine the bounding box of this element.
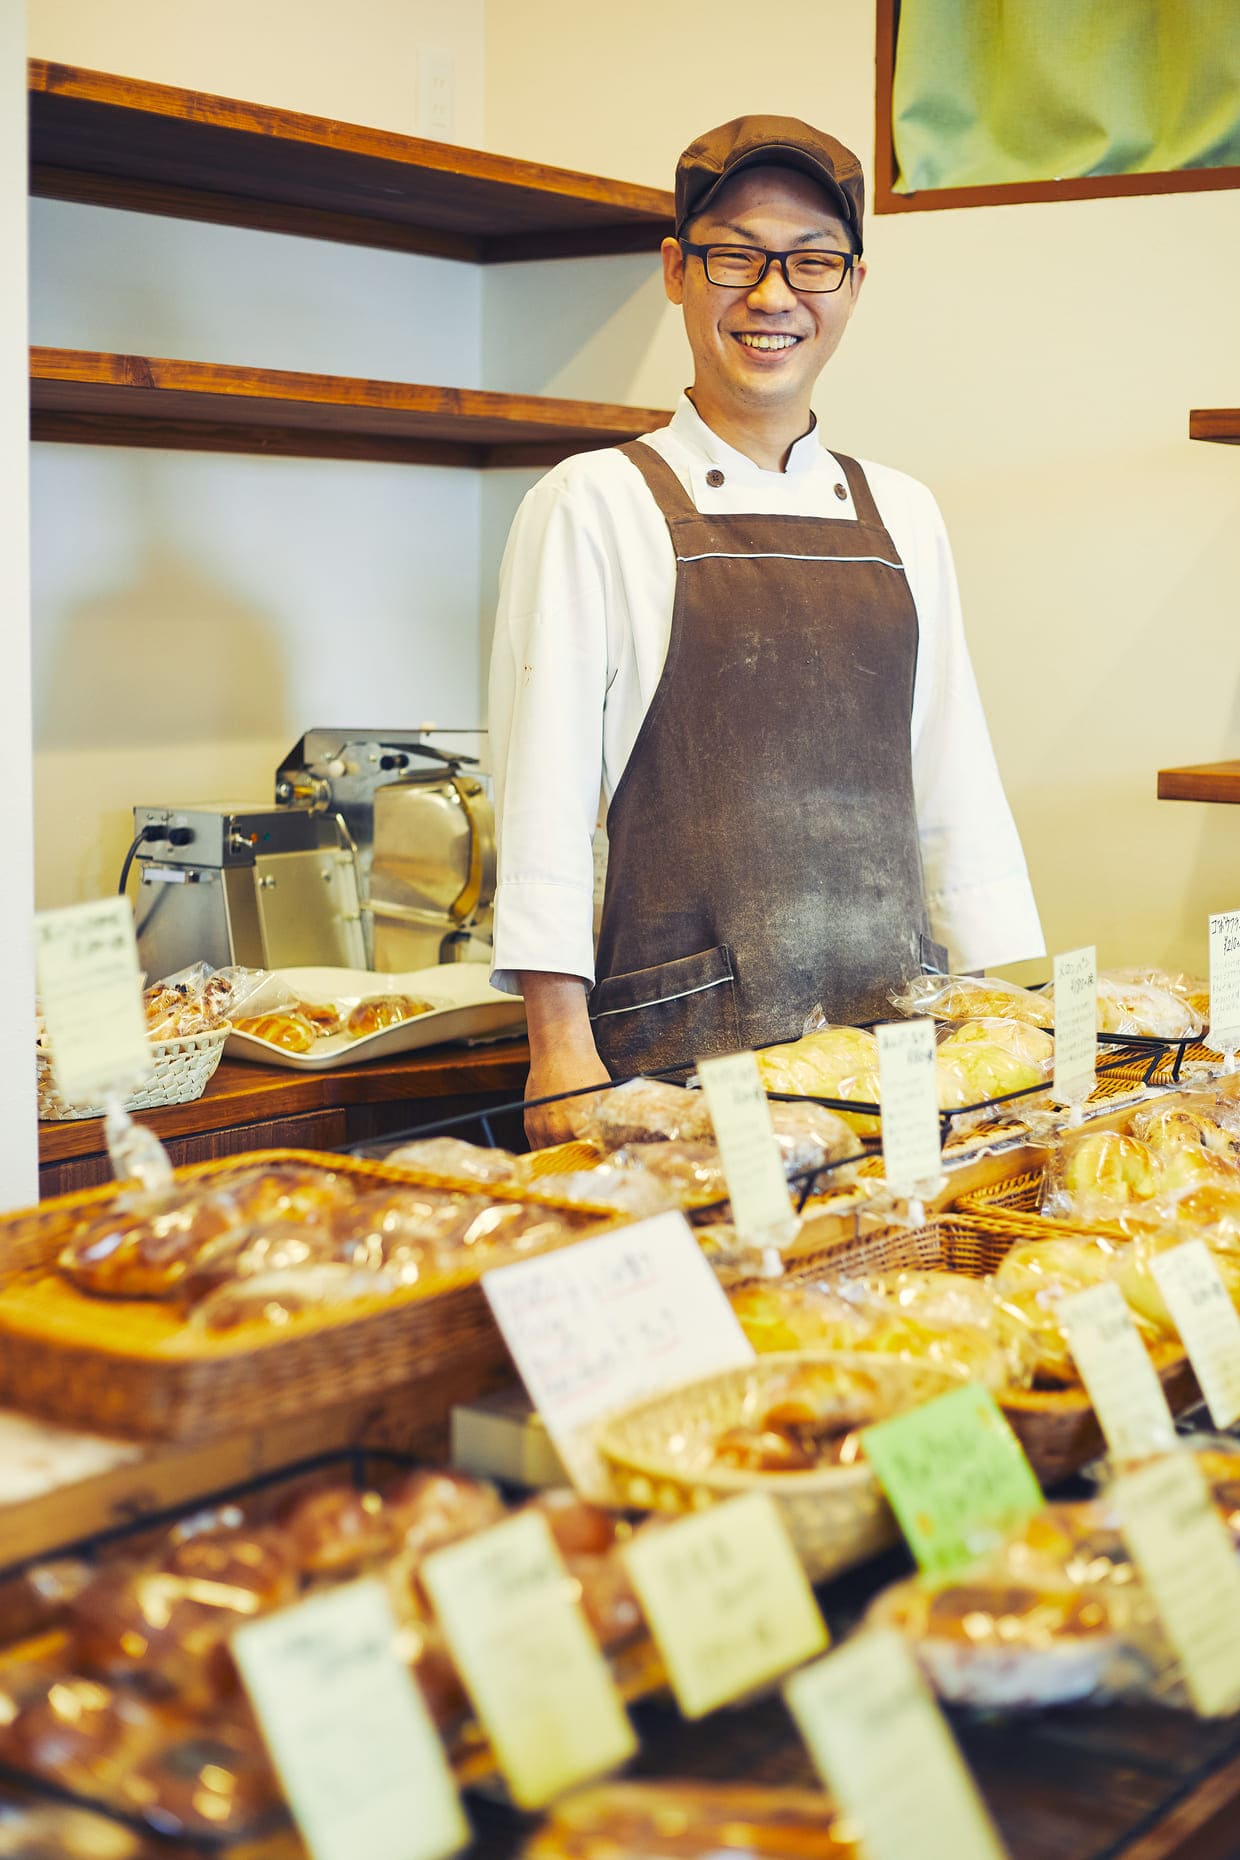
[595,1350,962,1583]
[0,1149,613,1440]
[36,1027,229,1121]
[775,1213,1199,1485]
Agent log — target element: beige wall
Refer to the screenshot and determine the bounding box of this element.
[483,0,1240,983]
[29,0,484,142]
[27,1,487,912]
[1,4,35,1208]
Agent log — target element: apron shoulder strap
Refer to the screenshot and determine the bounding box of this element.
[617,438,699,526]
[831,452,884,528]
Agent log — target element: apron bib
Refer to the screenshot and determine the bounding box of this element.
[589,438,937,1077]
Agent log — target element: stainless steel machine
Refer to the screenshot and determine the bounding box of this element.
[132,730,495,980]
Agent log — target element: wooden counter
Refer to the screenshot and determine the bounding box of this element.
[37,1038,531,1196]
[1157,760,1240,804]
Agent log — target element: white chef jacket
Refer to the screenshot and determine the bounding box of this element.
[488,394,1043,995]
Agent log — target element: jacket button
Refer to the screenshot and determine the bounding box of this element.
[706,468,725,488]
[834,482,848,500]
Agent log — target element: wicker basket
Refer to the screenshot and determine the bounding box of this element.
[0,1149,612,1441]
[595,1351,962,1583]
[36,1028,229,1121]
[778,1214,1198,1485]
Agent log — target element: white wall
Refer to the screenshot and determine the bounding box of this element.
[482,0,1240,983]
[27,1,488,910]
[0,4,36,1209]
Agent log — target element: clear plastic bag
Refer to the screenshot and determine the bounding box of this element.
[992,1234,1162,1384]
[1041,972,1205,1042]
[387,1135,522,1187]
[729,1269,1035,1393]
[141,962,276,1038]
[755,1026,883,1134]
[887,973,1053,1027]
[583,1078,714,1149]
[867,1505,1161,1710]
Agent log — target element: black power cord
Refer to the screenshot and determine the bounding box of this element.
[117,825,193,897]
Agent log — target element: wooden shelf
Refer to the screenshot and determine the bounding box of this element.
[30,347,673,467]
[1190,409,1240,445]
[29,60,675,261]
[1158,760,1240,804]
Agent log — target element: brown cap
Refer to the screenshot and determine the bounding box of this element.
[675,114,864,252]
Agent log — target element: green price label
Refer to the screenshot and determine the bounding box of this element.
[863,1383,1043,1576]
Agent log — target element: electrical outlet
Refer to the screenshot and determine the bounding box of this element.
[418,48,455,142]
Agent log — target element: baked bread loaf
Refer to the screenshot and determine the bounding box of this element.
[345,993,434,1036]
[524,1782,848,1860]
[231,1011,318,1053]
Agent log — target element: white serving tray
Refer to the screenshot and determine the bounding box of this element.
[223,964,526,1070]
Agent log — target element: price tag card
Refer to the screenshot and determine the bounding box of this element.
[420,1509,635,1809]
[785,1629,1008,1860]
[876,1020,942,1195]
[34,897,152,1106]
[1113,1452,1240,1716]
[1150,1240,1240,1429]
[482,1216,753,1500]
[1052,945,1097,1105]
[861,1383,1043,1576]
[232,1578,468,1860]
[1208,910,1240,1057]
[623,1492,827,1718]
[697,1051,797,1246]
[1059,1281,1177,1462]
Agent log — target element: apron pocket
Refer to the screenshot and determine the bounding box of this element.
[589,944,740,1076]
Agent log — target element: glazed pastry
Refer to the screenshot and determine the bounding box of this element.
[188,1265,397,1331]
[159,1524,300,1607]
[177,1218,340,1304]
[214,1162,356,1225]
[232,1011,318,1054]
[120,1723,280,1837]
[712,1426,816,1473]
[3,1673,161,1790]
[871,1567,1120,1709]
[278,1484,396,1576]
[0,1801,160,1859]
[68,1569,260,1705]
[524,1782,851,1860]
[385,1469,506,1564]
[346,994,434,1036]
[566,1552,644,1650]
[533,1490,624,1559]
[295,998,346,1036]
[58,1187,238,1299]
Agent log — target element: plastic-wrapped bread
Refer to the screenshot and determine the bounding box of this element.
[755,1027,882,1134]
[585,1078,715,1149]
[889,973,1053,1028]
[524,1782,852,1860]
[1040,973,1204,1041]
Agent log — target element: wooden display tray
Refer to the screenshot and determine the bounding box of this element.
[0,1149,610,1442]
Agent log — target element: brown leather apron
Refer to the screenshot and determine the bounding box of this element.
[589,439,940,1077]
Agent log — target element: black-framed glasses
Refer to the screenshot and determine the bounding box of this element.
[679,241,856,293]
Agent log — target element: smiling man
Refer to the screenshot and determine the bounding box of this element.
[488,115,1044,1144]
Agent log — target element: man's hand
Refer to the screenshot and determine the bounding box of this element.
[517,971,613,1148]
